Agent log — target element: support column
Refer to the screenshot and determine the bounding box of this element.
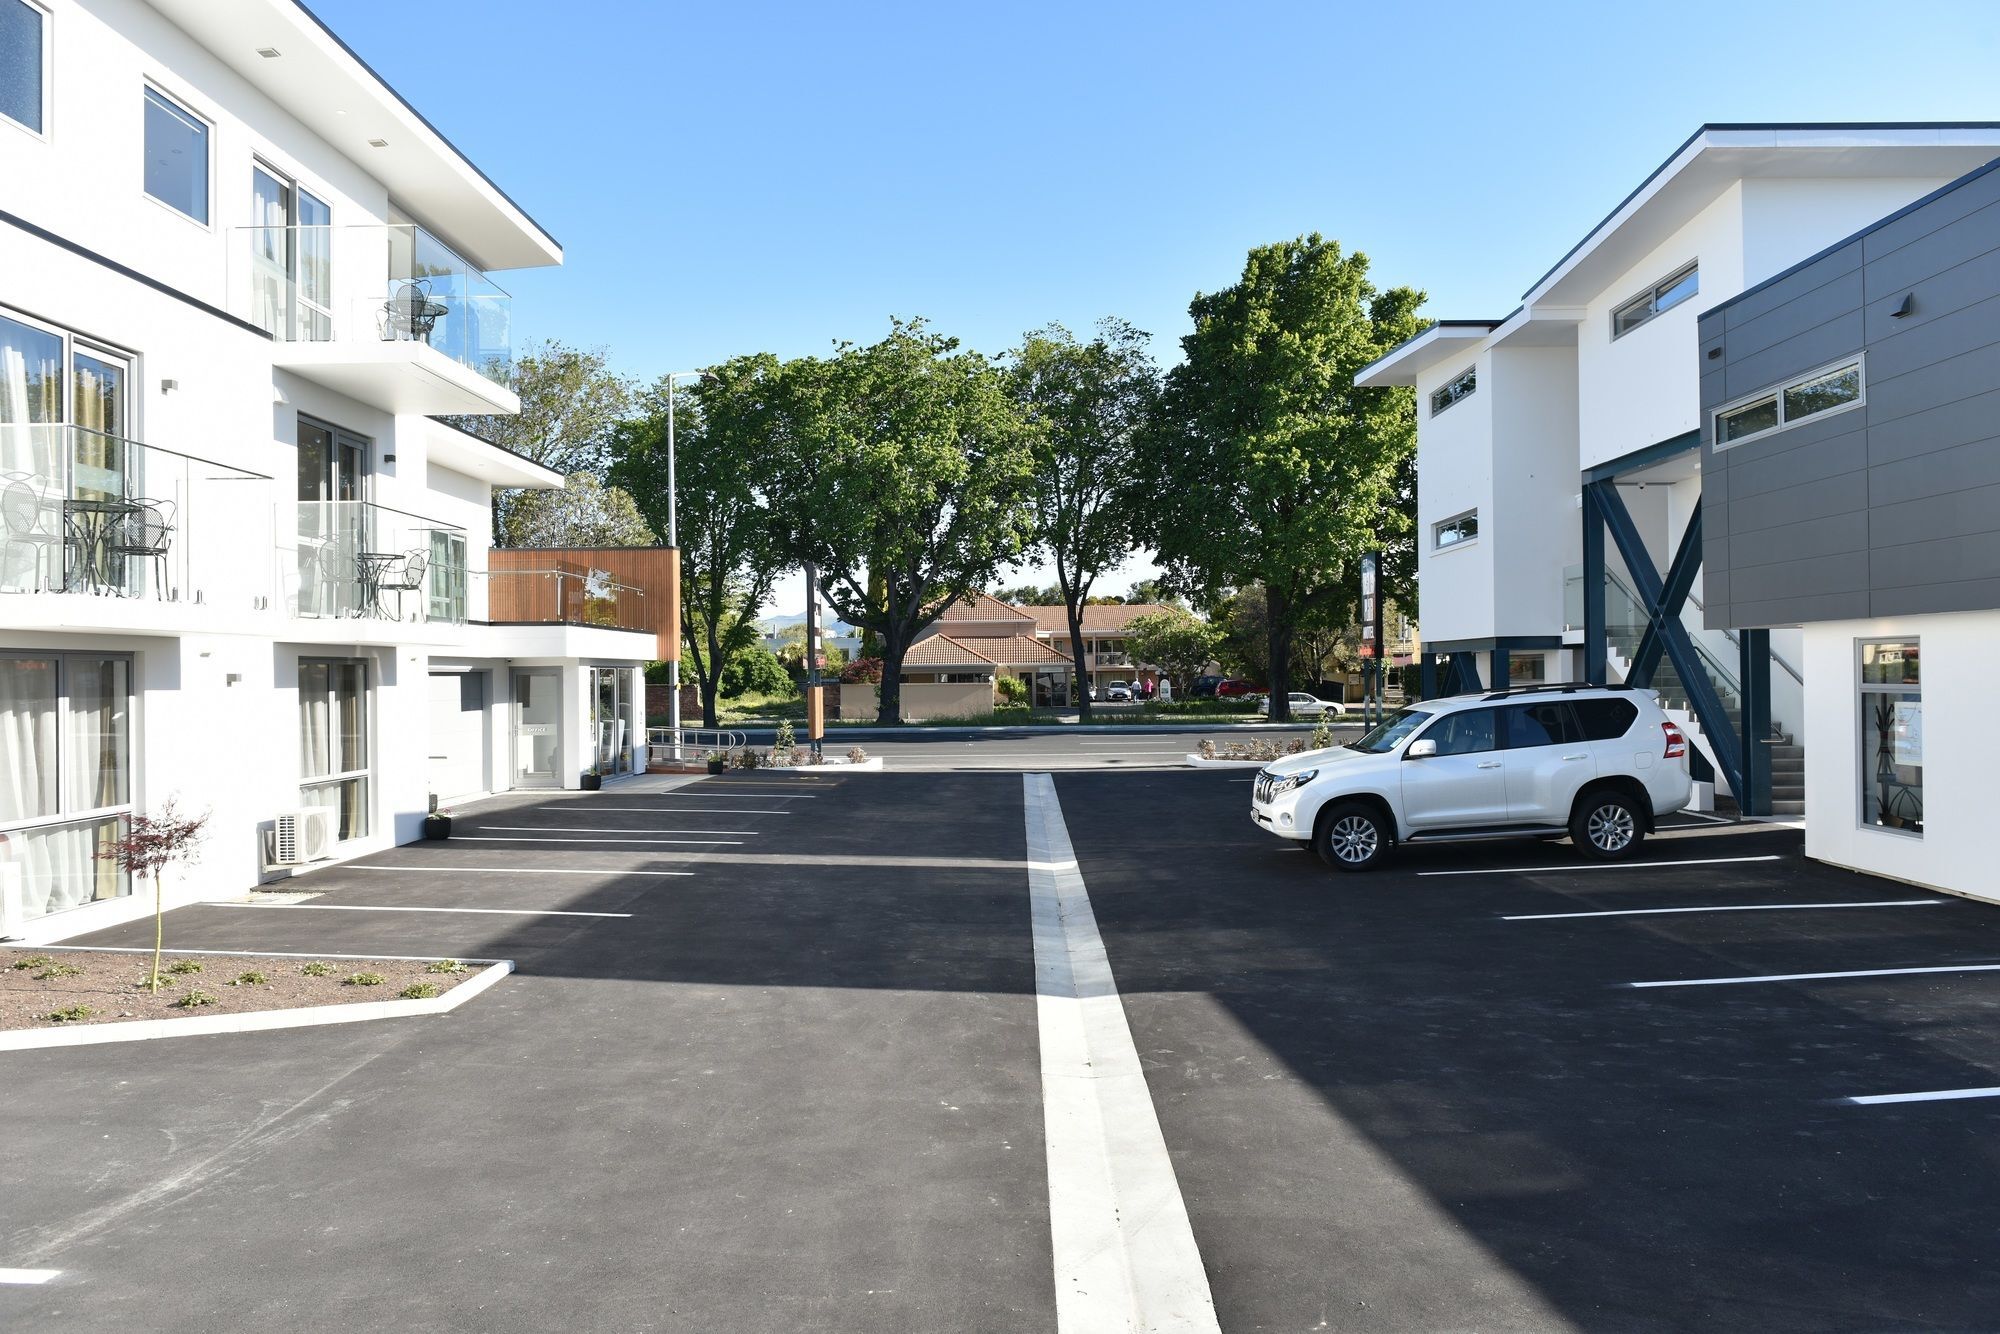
[1582,484,1608,686]
[1738,628,1772,817]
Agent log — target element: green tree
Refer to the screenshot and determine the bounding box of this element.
[765,321,1036,724]
[1147,235,1425,719]
[440,340,637,546]
[719,638,793,698]
[503,472,654,548]
[610,357,784,728]
[1124,607,1224,697]
[1122,576,1185,608]
[1010,319,1161,720]
[992,582,1063,605]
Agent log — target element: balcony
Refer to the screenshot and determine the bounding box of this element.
[277,501,468,626]
[483,547,677,659]
[231,223,517,415]
[0,424,273,626]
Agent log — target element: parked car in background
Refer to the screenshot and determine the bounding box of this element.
[1256,692,1346,719]
[1215,679,1265,698]
[1105,681,1133,702]
[1249,684,1692,871]
[1191,675,1225,698]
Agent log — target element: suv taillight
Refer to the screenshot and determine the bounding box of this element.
[1661,721,1686,760]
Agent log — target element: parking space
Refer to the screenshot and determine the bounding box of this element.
[2,773,1057,1334]
[1059,768,2000,1332]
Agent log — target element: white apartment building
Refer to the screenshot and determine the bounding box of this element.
[1,0,668,943]
[1357,124,2000,820]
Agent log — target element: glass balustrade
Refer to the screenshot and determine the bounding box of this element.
[233,223,512,381]
[0,423,271,609]
[477,568,648,632]
[278,501,467,624]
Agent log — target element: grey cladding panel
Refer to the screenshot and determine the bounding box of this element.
[1700,161,2000,623]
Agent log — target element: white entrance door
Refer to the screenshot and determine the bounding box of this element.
[512,668,561,788]
[427,672,488,801]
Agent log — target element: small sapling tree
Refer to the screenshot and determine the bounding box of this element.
[98,798,209,993]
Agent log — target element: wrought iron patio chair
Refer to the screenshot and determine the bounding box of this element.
[107,498,177,599]
[383,279,449,343]
[0,472,59,592]
[376,548,429,620]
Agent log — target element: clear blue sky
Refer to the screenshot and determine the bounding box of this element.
[316,0,1998,608]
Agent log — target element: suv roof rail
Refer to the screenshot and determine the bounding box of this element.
[1475,682,1635,702]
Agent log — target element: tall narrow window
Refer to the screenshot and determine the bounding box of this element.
[143,86,209,223]
[1859,640,1921,836]
[0,0,45,134]
[250,165,333,339]
[300,659,369,840]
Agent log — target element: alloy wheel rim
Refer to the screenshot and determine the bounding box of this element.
[1330,815,1378,864]
[1588,804,1635,852]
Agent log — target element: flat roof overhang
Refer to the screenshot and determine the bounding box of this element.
[148,0,562,272]
[274,342,522,416]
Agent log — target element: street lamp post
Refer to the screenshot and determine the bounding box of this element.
[663,369,712,759]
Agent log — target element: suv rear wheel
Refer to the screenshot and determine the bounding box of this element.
[1571,788,1645,860]
[1315,801,1392,872]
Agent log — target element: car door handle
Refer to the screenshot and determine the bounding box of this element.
[1477,760,1502,769]
[1562,753,1589,761]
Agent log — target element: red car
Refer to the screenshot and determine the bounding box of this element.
[1215,678,1266,698]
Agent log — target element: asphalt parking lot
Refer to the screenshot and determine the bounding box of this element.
[5,767,1999,1331]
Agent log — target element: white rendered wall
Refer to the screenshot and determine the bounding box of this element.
[1801,612,1993,904]
[1488,346,1579,639]
[1413,350,1495,644]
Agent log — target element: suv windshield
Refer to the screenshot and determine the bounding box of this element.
[1347,707,1432,753]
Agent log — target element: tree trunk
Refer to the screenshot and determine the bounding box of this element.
[1067,604,1091,722]
[1267,585,1294,722]
[877,623,908,724]
[699,618,722,729]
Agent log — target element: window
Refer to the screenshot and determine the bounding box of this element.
[1429,365,1476,417]
[1424,707,1499,756]
[1507,653,1546,684]
[300,659,368,840]
[250,164,332,340]
[0,0,46,134]
[1715,358,1864,449]
[428,531,466,622]
[0,653,134,923]
[143,86,209,223]
[1503,701,1585,749]
[1571,697,1639,741]
[1612,263,1699,338]
[1859,640,1921,836]
[1432,510,1479,550]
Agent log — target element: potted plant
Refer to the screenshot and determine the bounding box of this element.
[423,795,452,840]
[580,765,603,791]
[705,750,726,775]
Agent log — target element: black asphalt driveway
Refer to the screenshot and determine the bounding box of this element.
[6,766,2000,1331]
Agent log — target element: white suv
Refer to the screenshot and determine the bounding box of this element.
[1250,685,1692,871]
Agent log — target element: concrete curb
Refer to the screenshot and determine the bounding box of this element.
[1184,756,1271,769]
[733,722,1345,739]
[0,947,513,1052]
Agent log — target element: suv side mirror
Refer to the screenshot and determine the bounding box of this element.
[1404,739,1438,760]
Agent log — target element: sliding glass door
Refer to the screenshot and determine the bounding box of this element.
[0,652,133,927]
[300,659,369,840]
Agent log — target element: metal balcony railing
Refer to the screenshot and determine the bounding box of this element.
[0,424,271,608]
[278,501,468,624]
[232,223,512,380]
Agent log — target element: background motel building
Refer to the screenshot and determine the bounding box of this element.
[0,0,675,945]
[1358,123,2000,904]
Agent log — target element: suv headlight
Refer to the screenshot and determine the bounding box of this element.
[1267,769,1317,797]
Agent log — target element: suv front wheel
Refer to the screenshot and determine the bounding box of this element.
[1315,801,1393,873]
[1571,788,1646,860]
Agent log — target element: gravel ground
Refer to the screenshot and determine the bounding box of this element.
[0,948,480,1030]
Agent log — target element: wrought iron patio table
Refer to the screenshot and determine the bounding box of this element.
[62,497,142,595]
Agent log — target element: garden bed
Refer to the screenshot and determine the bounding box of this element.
[0,947,488,1034]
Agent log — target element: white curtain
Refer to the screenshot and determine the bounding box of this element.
[0,659,127,923]
[0,657,56,823]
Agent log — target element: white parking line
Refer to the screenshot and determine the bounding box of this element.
[210,903,632,919]
[454,836,742,845]
[348,866,694,878]
[537,805,788,815]
[1505,898,1943,921]
[1420,854,1784,877]
[1023,772,1220,1334]
[1848,1086,2000,1106]
[1631,962,2000,989]
[0,1268,60,1285]
[662,791,816,798]
[474,825,757,835]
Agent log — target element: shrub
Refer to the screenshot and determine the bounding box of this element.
[343,972,387,987]
[1198,739,1216,759]
[847,746,869,764]
[399,982,441,1000]
[425,959,469,975]
[1312,717,1332,750]
[735,748,760,770]
[775,719,796,753]
[44,1005,94,1023]
[166,959,204,976]
[229,971,269,987]
[839,657,884,684]
[11,955,53,971]
[994,675,1028,705]
[34,963,84,980]
[174,990,218,1009]
[299,961,335,977]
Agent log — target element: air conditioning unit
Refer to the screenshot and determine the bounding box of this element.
[271,808,336,865]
